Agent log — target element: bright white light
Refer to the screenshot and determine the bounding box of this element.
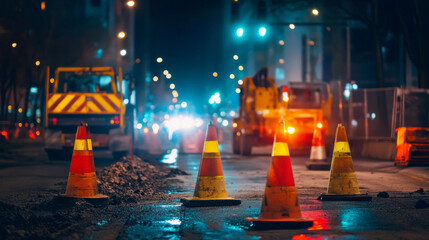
[352,84,358,90]
[166,74,172,79]
[236,27,244,37]
[170,83,175,89]
[195,118,203,127]
[222,119,229,127]
[123,99,129,104]
[136,123,143,130]
[163,70,169,75]
[230,74,235,79]
[343,89,350,99]
[153,76,159,82]
[214,92,220,97]
[351,119,358,127]
[152,123,160,134]
[258,27,267,36]
[233,55,239,60]
[217,117,222,123]
[289,24,295,30]
[166,219,181,226]
[371,113,376,119]
[181,101,187,108]
[120,49,127,56]
[157,57,163,63]
[229,110,236,117]
[235,88,241,94]
[312,9,319,16]
[238,79,243,85]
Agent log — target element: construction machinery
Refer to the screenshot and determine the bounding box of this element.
[232,68,332,155]
[395,127,429,166]
[44,67,130,160]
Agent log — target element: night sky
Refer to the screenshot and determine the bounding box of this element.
[136,0,227,104]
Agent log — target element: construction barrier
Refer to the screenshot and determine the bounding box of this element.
[181,121,241,207]
[318,124,372,201]
[306,127,330,170]
[55,123,108,204]
[395,127,429,166]
[246,119,313,229]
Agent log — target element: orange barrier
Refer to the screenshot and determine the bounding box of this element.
[395,127,429,166]
[305,127,330,170]
[55,123,108,204]
[318,124,371,201]
[181,121,241,207]
[246,119,313,229]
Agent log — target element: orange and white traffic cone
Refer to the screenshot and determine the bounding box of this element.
[305,127,330,170]
[318,123,372,201]
[246,119,313,229]
[181,121,241,207]
[55,123,108,204]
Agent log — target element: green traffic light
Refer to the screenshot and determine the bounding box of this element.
[258,27,267,37]
[236,27,244,37]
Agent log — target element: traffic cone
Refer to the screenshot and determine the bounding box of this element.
[305,127,330,170]
[246,119,313,229]
[180,121,241,207]
[55,123,108,204]
[318,124,372,201]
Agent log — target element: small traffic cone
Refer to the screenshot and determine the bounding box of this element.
[305,127,330,170]
[318,124,371,201]
[55,123,108,204]
[181,121,241,207]
[246,119,313,229]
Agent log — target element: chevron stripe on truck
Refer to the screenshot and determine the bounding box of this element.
[47,93,121,114]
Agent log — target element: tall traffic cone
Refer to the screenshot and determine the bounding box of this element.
[180,121,241,207]
[305,126,330,170]
[55,123,108,204]
[246,119,313,229]
[318,124,371,201]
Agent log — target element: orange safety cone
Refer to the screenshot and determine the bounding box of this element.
[246,119,313,229]
[318,123,372,201]
[305,127,330,170]
[180,121,241,207]
[55,123,108,204]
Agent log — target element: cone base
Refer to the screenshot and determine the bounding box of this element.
[54,194,109,205]
[245,217,313,230]
[180,198,241,207]
[317,193,372,201]
[305,161,331,170]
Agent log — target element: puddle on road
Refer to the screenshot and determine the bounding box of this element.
[160,149,179,168]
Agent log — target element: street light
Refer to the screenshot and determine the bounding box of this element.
[118,31,126,39]
[213,72,218,77]
[126,0,135,7]
[166,73,172,79]
[163,70,169,75]
[238,65,244,71]
[11,43,17,48]
[289,24,296,30]
[156,57,163,63]
[35,61,40,66]
[312,9,319,16]
[170,83,175,89]
[233,55,239,60]
[120,49,127,56]
[279,40,285,45]
[230,74,235,79]
[153,76,159,82]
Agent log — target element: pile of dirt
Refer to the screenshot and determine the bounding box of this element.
[97,155,187,204]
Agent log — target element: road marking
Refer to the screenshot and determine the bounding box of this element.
[400,173,429,184]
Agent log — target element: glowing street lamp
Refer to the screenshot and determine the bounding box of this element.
[170,83,175,89]
[118,31,126,39]
[233,55,239,60]
[312,9,319,16]
[35,61,40,66]
[11,43,17,48]
[156,57,163,63]
[289,24,295,30]
[213,72,218,77]
[120,49,127,56]
[126,0,135,7]
[153,76,159,82]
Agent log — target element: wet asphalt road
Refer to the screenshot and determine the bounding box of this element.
[123,131,429,240]
[1,133,429,239]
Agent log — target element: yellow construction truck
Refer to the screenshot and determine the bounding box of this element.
[232,68,332,155]
[44,67,130,160]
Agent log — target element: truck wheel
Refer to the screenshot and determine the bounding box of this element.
[232,133,240,154]
[240,134,253,156]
